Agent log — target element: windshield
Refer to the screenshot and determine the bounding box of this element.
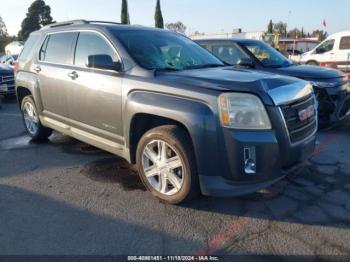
[241,41,293,68]
[114,29,224,70]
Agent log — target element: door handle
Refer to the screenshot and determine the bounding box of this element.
[68,71,79,80]
[34,66,41,73]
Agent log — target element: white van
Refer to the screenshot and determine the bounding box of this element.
[299,31,350,72]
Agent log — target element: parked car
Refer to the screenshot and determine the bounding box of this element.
[296,31,350,71]
[0,54,18,68]
[0,64,15,97]
[196,38,350,124]
[16,20,316,204]
[5,41,24,56]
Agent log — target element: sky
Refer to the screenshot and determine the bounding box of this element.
[1,0,350,36]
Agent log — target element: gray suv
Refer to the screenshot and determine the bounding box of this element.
[16,20,317,204]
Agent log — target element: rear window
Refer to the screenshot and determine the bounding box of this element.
[40,32,76,64]
[340,36,350,50]
[19,35,40,61]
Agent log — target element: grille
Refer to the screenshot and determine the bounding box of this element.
[1,75,15,84]
[280,94,317,143]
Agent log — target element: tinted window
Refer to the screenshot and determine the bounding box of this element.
[39,36,49,61]
[41,32,75,64]
[74,32,119,67]
[212,44,250,65]
[340,36,350,50]
[241,41,292,68]
[19,34,39,61]
[316,39,335,54]
[114,30,223,70]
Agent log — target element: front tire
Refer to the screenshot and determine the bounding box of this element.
[136,125,199,204]
[21,96,52,141]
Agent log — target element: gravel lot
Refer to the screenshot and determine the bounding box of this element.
[1,98,350,261]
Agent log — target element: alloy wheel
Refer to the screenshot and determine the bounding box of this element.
[141,139,184,196]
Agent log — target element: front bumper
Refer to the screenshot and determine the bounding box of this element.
[316,82,350,123]
[197,96,317,197]
[199,128,315,197]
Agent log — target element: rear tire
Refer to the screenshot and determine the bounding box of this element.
[136,125,199,204]
[21,96,52,141]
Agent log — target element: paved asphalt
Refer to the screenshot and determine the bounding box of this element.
[1,98,350,261]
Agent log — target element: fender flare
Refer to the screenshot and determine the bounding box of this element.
[124,91,224,177]
[16,72,44,112]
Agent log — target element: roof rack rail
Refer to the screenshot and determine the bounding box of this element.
[41,20,88,30]
[87,20,122,25]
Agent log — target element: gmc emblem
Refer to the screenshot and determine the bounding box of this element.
[298,105,314,122]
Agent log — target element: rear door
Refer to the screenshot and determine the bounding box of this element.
[337,35,350,71]
[36,32,77,120]
[66,31,123,142]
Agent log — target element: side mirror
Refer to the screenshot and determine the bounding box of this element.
[87,54,122,71]
[237,58,255,68]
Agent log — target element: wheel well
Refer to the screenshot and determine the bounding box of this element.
[306,60,319,65]
[129,113,193,164]
[16,87,32,106]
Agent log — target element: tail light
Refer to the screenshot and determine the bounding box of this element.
[320,62,338,69]
[13,61,18,74]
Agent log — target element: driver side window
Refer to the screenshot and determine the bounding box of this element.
[74,32,119,68]
[316,39,335,54]
[212,44,248,65]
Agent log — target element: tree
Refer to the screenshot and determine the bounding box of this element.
[154,0,164,29]
[301,27,305,38]
[288,28,301,39]
[273,21,287,37]
[0,17,8,37]
[18,0,53,40]
[0,16,11,53]
[166,21,187,35]
[267,20,273,34]
[121,0,130,24]
[311,30,328,41]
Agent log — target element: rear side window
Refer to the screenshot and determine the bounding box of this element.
[340,36,350,50]
[212,44,250,65]
[19,35,40,61]
[40,32,76,64]
[74,32,119,67]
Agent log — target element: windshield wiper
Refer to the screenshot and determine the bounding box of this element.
[184,64,225,70]
[264,64,284,68]
[155,67,181,72]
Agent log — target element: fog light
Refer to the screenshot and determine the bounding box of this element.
[244,147,256,174]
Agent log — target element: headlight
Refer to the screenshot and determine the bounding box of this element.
[218,93,272,130]
[310,81,337,88]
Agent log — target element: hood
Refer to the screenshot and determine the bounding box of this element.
[159,66,300,91]
[0,64,14,75]
[271,64,345,80]
[156,66,310,105]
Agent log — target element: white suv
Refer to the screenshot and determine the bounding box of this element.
[299,31,350,72]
